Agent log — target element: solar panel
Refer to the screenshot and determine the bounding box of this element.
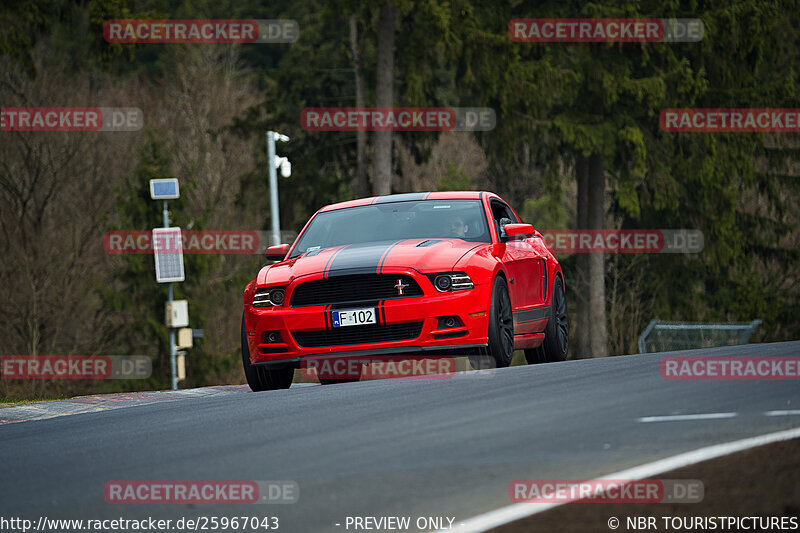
[153,227,185,283]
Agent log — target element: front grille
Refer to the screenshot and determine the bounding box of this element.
[290,274,423,307]
[292,322,424,348]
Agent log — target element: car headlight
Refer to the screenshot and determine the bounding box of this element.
[430,272,474,292]
[435,275,452,291]
[253,287,286,307]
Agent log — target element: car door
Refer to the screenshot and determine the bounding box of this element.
[489,200,547,335]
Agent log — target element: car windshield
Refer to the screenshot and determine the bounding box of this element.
[289,199,491,257]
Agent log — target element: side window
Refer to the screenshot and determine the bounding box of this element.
[490,201,519,238]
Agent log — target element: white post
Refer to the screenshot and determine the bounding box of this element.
[267,131,281,247]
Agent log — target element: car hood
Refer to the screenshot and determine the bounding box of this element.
[257,239,483,286]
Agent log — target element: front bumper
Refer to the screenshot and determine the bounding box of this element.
[244,269,491,367]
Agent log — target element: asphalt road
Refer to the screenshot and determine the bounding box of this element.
[1,342,798,532]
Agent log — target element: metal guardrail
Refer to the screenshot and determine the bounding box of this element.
[638,319,762,354]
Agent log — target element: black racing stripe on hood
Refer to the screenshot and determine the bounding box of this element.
[327,241,395,274]
[377,240,404,274]
[322,247,346,279]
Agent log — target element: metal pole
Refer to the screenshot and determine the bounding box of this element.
[267,131,281,246]
[164,200,177,390]
[638,319,658,354]
[168,285,176,390]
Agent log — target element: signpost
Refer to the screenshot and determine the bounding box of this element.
[150,178,184,390]
[149,178,180,200]
[266,131,291,246]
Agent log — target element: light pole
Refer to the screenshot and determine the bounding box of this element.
[149,178,184,391]
[266,131,291,246]
[162,200,177,391]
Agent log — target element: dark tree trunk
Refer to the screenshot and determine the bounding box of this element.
[373,2,394,196]
[575,155,590,358]
[587,153,607,357]
[348,15,368,197]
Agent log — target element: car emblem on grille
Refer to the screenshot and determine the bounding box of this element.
[394,279,409,295]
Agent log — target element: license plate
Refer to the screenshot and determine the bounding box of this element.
[332,308,377,327]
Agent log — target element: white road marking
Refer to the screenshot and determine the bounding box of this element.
[637,413,738,423]
[440,426,800,533]
[765,410,800,416]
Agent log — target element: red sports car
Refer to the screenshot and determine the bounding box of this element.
[242,191,569,391]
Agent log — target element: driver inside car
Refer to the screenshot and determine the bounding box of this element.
[444,214,469,238]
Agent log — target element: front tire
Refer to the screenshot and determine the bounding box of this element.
[470,276,514,369]
[241,313,294,391]
[525,276,569,364]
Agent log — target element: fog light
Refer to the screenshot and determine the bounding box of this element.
[263,331,283,343]
[437,316,463,329]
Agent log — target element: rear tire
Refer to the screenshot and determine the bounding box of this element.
[470,276,514,369]
[241,313,294,391]
[525,276,569,364]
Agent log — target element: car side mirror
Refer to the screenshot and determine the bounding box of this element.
[265,244,290,261]
[498,217,513,239]
[502,223,535,239]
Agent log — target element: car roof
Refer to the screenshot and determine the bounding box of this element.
[318,191,500,213]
